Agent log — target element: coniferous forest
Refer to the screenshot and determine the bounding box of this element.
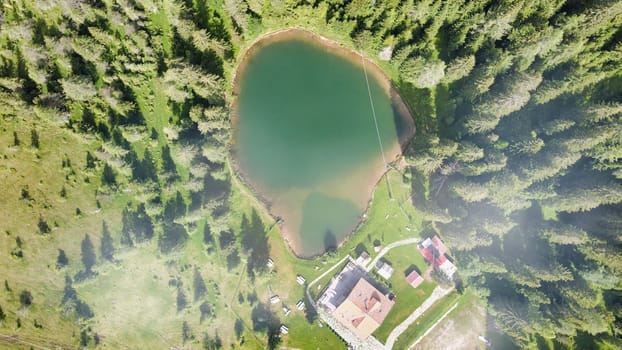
[0,0,621,349]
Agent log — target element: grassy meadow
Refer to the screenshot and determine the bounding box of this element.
[12,0,620,348]
[393,291,463,350]
[1,102,430,349]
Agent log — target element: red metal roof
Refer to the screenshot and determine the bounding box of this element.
[419,246,433,262]
[419,246,447,266]
[436,255,447,265]
[432,236,448,255]
[406,271,424,288]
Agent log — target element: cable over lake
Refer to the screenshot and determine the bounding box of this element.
[232,30,414,257]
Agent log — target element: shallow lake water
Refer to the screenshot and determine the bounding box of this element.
[233,32,413,257]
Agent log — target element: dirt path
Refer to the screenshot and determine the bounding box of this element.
[365,237,421,271]
[410,297,487,350]
[306,255,352,309]
[0,332,67,350]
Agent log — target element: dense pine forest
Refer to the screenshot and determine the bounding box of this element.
[0,0,621,349]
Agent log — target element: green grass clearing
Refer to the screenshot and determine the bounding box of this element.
[373,244,436,343]
[393,291,463,350]
[411,291,487,350]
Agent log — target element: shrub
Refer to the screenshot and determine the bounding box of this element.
[56,249,69,268]
[20,290,33,307]
[38,216,51,234]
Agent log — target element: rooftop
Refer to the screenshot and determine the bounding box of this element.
[406,270,424,288]
[438,259,457,278]
[432,236,447,255]
[377,262,394,280]
[421,247,449,265]
[356,251,371,266]
[332,278,395,339]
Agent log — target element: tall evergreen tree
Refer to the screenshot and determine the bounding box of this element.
[102,163,116,186]
[100,222,114,261]
[56,249,69,269]
[193,268,207,302]
[81,234,96,272]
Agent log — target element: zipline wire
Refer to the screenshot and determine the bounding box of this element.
[360,51,394,199]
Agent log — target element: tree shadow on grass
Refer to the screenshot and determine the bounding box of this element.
[304,292,318,325]
[251,303,282,350]
[404,264,422,277]
[354,243,368,257]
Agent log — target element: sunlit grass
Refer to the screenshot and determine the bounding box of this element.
[372,245,435,343]
[392,291,463,350]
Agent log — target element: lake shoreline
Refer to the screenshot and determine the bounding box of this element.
[228,28,415,259]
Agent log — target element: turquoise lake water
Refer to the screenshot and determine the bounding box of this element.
[234,35,412,256]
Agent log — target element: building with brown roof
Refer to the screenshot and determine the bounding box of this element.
[406,270,424,288]
[332,278,395,339]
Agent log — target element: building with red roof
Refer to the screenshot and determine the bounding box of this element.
[406,270,424,288]
[432,236,447,255]
[419,236,457,278]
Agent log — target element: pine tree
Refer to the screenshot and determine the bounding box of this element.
[182,321,192,342]
[62,275,77,304]
[540,224,588,245]
[450,180,489,202]
[177,288,187,312]
[544,181,622,213]
[30,128,39,149]
[56,249,69,268]
[193,268,207,301]
[161,145,176,174]
[203,222,213,245]
[102,163,116,186]
[38,216,51,234]
[19,290,33,307]
[401,57,446,89]
[443,55,475,83]
[86,151,96,169]
[159,223,189,253]
[81,234,96,272]
[100,222,114,261]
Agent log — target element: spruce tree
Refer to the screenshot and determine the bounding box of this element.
[30,129,39,149]
[100,222,115,261]
[56,249,69,269]
[81,234,96,272]
[193,268,207,302]
[102,163,116,186]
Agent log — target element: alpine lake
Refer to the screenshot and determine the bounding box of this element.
[233,30,414,257]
